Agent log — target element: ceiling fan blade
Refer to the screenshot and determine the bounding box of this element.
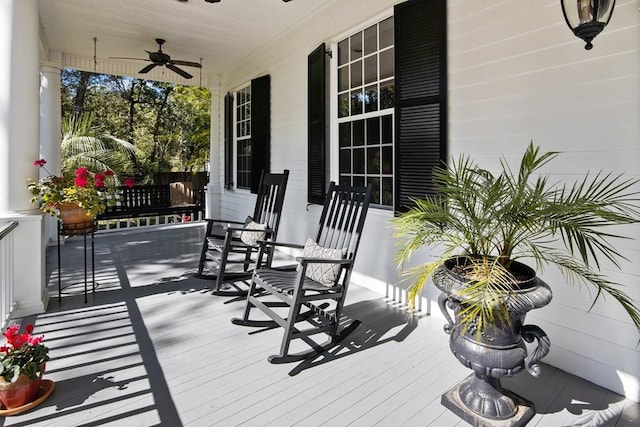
[166,63,193,79]
[139,63,158,74]
[169,59,202,68]
[110,57,151,61]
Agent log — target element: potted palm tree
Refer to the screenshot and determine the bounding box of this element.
[393,142,640,425]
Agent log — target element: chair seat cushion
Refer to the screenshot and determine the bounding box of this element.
[301,238,346,287]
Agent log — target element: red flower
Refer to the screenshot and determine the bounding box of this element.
[75,167,89,179]
[24,324,34,334]
[33,159,47,167]
[104,169,115,177]
[124,178,135,188]
[94,173,106,189]
[75,176,88,188]
[0,346,7,353]
[28,336,43,346]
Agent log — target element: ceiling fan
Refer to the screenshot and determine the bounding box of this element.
[111,38,201,79]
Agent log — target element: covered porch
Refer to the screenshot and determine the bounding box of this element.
[4,224,638,426]
[1,0,639,422]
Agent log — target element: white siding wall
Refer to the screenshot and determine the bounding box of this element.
[211,0,640,401]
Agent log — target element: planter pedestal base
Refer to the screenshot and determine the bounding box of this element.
[441,375,534,427]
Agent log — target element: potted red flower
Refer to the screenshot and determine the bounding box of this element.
[0,324,49,409]
[27,158,134,226]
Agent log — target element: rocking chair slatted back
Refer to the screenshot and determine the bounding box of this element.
[315,183,370,260]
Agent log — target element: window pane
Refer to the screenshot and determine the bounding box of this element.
[338,93,349,118]
[350,60,362,88]
[367,147,380,174]
[353,120,364,146]
[382,177,393,205]
[382,115,393,143]
[350,89,363,115]
[364,84,378,113]
[350,33,362,60]
[366,117,380,145]
[368,177,381,204]
[379,17,394,49]
[380,79,394,110]
[339,175,351,186]
[338,66,349,92]
[382,146,393,174]
[364,55,377,84]
[364,24,377,56]
[353,148,364,174]
[339,122,351,147]
[338,39,349,66]
[339,149,351,174]
[380,48,394,80]
[353,176,365,188]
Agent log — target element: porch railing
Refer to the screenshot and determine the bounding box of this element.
[97,211,204,233]
[0,221,18,329]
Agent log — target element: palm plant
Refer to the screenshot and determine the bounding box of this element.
[61,112,138,181]
[394,142,640,332]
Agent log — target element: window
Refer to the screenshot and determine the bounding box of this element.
[337,17,395,207]
[235,85,251,190]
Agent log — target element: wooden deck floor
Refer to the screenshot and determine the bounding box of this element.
[3,223,638,426]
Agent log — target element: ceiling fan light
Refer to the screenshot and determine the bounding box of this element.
[561,0,616,50]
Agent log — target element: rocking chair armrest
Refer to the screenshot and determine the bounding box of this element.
[205,218,245,226]
[225,226,273,235]
[296,257,353,266]
[258,241,305,250]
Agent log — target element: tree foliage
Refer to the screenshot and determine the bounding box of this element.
[61,69,211,183]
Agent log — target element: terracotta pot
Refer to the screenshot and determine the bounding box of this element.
[0,365,45,409]
[57,203,95,231]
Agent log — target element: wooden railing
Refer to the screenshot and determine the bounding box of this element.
[0,221,18,329]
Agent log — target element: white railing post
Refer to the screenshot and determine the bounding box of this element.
[0,221,19,329]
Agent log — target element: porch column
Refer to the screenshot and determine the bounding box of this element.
[207,84,221,219]
[40,54,63,244]
[0,0,49,318]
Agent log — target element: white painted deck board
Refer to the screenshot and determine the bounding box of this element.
[2,224,637,426]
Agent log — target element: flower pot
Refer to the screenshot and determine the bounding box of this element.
[0,364,45,410]
[57,202,95,231]
[433,258,552,425]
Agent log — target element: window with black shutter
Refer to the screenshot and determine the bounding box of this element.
[394,0,447,212]
[250,75,271,194]
[224,92,234,190]
[308,43,327,205]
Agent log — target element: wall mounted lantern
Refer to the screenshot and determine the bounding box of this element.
[561,0,616,50]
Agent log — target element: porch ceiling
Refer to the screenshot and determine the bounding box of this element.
[38,0,333,85]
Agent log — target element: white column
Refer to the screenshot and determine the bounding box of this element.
[0,0,48,317]
[40,55,63,244]
[207,83,221,220]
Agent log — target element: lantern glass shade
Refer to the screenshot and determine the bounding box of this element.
[561,0,615,50]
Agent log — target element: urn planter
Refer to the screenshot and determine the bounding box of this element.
[433,258,552,425]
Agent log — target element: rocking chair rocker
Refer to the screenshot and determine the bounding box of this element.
[231,182,372,363]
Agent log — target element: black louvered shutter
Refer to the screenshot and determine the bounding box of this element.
[307,43,327,204]
[224,92,234,190]
[394,0,447,212]
[250,75,271,194]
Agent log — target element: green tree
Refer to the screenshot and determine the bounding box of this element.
[62,112,138,182]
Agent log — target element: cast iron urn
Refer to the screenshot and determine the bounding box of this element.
[434,258,552,425]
